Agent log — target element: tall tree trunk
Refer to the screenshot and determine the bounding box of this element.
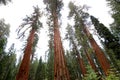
[53,9,70,80]
[72,40,87,76]
[84,49,98,72]
[84,26,110,76]
[16,29,35,80]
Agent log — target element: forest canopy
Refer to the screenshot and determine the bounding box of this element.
[0,0,120,80]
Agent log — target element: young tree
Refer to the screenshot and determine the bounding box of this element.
[35,57,46,80]
[46,28,54,80]
[0,43,17,80]
[4,44,17,80]
[16,6,42,80]
[83,65,99,80]
[105,70,119,80]
[65,50,82,80]
[44,0,70,79]
[28,58,38,80]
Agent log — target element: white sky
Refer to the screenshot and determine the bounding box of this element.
[0,0,113,60]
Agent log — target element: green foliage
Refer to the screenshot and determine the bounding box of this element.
[106,0,120,40]
[105,71,119,80]
[0,19,10,58]
[90,16,120,59]
[43,0,63,17]
[4,53,17,80]
[65,51,82,80]
[68,2,89,48]
[45,3,55,77]
[68,2,89,20]
[17,6,42,39]
[83,65,99,80]
[35,57,46,80]
[28,59,39,80]
[46,19,54,80]
[0,44,17,80]
[46,48,54,80]
[0,19,14,80]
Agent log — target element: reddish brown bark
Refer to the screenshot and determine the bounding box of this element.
[84,27,110,76]
[84,49,97,72]
[77,54,86,76]
[53,9,70,80]
[16,29,35,80]
[72,41,86,76]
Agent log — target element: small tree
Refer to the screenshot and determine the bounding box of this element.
[35,57,46,80]
[105,71,119,80]
[83,65,99,80]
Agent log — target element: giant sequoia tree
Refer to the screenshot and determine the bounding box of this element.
[68,2,100,76]
[16,6,42,80]
[90,16,120,75]
[44,0,70,80]
[68,2,110,76]
[65,25,87,77]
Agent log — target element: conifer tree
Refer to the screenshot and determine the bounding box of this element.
[0,19,10,61]
[35,57,46,80]
[16,6,42,80]
[46,25,54,80]
[68,2,110,76]
[90,16,120,59]
[83,65,99,80]
[4,44,17,80]
[65,50,82,79]
[90,16,120,73]
[0,19,11,80]
[65,24,87,77]
[44,0,70,79]
[28,58,38,80]
[106,0,120,41]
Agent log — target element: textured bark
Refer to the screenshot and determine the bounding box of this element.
[53,9,70,80]
[16,29,35,80]
[84,27,110,76]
